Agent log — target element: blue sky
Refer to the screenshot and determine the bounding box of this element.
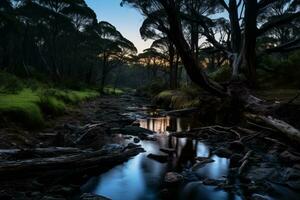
[85,0,153,53]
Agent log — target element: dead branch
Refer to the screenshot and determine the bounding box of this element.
[248,114,300,144]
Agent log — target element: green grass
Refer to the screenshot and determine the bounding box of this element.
[154,88,201,109]
[104,86,124,95]
[0,88,99,129]
[0,89,44,128]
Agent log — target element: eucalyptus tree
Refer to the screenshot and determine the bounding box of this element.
[92,21,137,93]
[139,10,180,89]
[138,47,168,80]
[151,38,181,89]
[122,0,300,111]
[0,0,20,71]
[0,0,99,83]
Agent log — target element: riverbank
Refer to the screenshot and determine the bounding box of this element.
[0,93,151,200]
[0,92,300,200]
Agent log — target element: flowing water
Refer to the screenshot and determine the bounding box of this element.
[81,112,242,200]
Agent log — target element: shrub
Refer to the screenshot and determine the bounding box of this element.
[137,78,168,97]
[154,86,202,109]
[209,65,232,82]
[0,72,24,94]
[39,94,66,116]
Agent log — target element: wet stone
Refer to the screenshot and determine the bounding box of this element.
[120,126,154,136]
[160,147,176,154]
[280,151,300,163]
[213,148,232,158]
[133,137,140,143]
[252,194,271,200]
[80,193,111,200]
[286,180,300,190]
[191,158,214,171]
[282,168,300,181]
[41,196,65,200]
[101,144,124,152]
[246,167,278,182]
[203,178,225,186]
[131,122,140,127]
[147,153,168,163]
[164,172,184,185]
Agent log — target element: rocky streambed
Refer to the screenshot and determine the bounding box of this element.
[0,93,300,200]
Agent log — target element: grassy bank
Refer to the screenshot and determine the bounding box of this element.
[0,88,99,129]
[154,87,202,109]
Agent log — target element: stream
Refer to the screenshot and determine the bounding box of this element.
[81,106,242,200]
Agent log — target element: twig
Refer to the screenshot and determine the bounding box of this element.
[238,160,249,175]
[240,132,263,143]
[287,92,300,104]
[230,129,241,139]
[247,121,277,132]
[264,137,287,147]
[238,150,253,176]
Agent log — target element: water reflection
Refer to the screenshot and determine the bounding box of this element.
[81,116,240,200]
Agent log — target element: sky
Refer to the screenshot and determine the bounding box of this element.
[85,0,153,53]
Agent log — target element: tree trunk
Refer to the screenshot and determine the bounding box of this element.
[242,0,258,87]
[169,44,178,89]
[165,2,227,97]
[99,53,108,94]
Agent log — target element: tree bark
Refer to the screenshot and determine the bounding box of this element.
[163,1,227,97]
[0,146,145,178]
[242,0,258,87]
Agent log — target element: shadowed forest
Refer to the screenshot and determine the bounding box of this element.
[0,0,300,200]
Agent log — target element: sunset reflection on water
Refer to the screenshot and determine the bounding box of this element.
[139,117,170,134]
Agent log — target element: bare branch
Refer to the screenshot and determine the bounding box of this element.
[258,0,277,10]
[265,37,300,53]
[219,0,229,10]
[257,12,300,36]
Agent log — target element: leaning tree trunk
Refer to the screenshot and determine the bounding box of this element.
[162,0,279,114]
[165,3,227,97]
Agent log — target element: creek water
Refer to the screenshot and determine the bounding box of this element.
[81,112,242,200]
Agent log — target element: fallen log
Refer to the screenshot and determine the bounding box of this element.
[0,146,145,178]
[163,107,200,116]
[246,114,300,144]
[0,147,90,157]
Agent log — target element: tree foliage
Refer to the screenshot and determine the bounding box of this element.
[0,0,136,88]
